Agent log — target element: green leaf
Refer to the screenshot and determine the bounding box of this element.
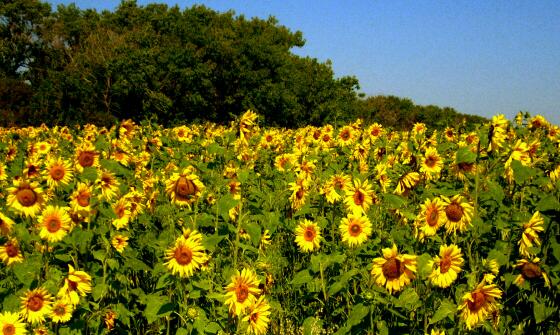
[202,234,225,252]
[536,195,560,213]
[310,253,346,273]
[533,301,556,324]
[303,317,323,335]
[328,268,358,295]
[216,194,238,222]
[394,288,420,311]
[204,322,222,334]
[417,253,433,279]
[430,299,456,324]
[291,269,313,288]
[511,160,536,184]
[92,283,108,301]
[347,303,369,327]
[382,194,407,209]
[81,167,98,181]
[456,146,477,164]
[244,222,261,246]
[144,294,174,324]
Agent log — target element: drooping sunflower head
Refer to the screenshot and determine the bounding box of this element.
[458,282,502,330]
[20,287,53,324]
[519,211,544,258]
[224,268,262,316]
[7,179,46,218]
[513,257,550,288]
[294,219,321,253]
[371,244,417,294]
[339,213,372,247]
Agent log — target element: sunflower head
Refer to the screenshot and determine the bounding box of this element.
[294,219,321,252]
[371,244,417,294]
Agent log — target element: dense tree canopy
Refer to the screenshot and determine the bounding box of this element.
[0,0,485,129]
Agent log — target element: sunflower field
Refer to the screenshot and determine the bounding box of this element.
[0,111,559,335]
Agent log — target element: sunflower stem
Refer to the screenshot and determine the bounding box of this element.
[319,261,328,302]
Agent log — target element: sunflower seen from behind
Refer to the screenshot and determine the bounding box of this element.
[224,268,261,316]
[294,219,321,252]
[428,244,464,288]
[371,244,417,294]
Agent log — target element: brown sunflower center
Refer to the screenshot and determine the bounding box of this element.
[340,130,350,141]
[27,294,44,312]
[296,188,304,200]
[457,162,474,172]
[235,284,249,303]
[439,255,452,274]
[54,305,66,316]
[371,128,381,137]
[77,192,90,207]
[521,262,542,279]
[304,227,316,241]
[78,151,95,167]
[27,165,39,177]
[467,291,486,312]
[349,221,362,237]
[266,135,273,142]
[50,165,65,180]
[174,246,193,265]
[175,177,196,198]
[322,134,331,142]
[426,207,439,227]
[445,203,464,222]
[425,155,438,168]
[353,190,365,206]
[382,258,403,280]
[68,279,78,291]
[16,187,37,207]
[5,243,18,258]
[2,324,16,335]
[46,217,62,233]
[313,130,321,140]
[250,312,259,322]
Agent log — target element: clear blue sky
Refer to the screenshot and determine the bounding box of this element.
[47,0,560,124]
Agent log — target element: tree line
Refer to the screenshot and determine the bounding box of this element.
[0,0,486,129]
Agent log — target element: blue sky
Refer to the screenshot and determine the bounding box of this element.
[47,0,560,124]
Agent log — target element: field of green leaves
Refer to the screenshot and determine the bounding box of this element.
[0,111,559,335]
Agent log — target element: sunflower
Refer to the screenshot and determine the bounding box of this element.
[239,110,259,143]
[112,197,131,230]
[57,264,92,305]
[164,234,209,278]
[288,178,309,211]
[96,170,120,201]
[415,198,445,241]
[74,141,100,173]
[458,281,502,330]
[7,180,46,218]
[428,244,464,288]
[165,168,205,208]
[294,219,321,252]
[366,123,384,142]
[243,296,271,335]
[375,163,392,193]
[371,244,417,294]
[339,213,372,247]
[69,182,94,215]
[37,206,72,243]
[420,147,443,181]
[394,172,420,196]
[513,257,550,288]
[0,163,7,182]
[20,287,53,324]
[111,234,129,253]
[50,299,74,323]
[529,114,549,130]
[43,157,74,189]
[344,178,375,215]
[224,268,261,316]
[23,158,42,180]
[412,123,427,136]
[337,125,355,146]
[440,195,473,234]
[444,127,455,142]
[0,212,15,236]
[0,238,24,265]
[0,311,27,335]
[321,173,351,204]
[488,115,508,152]
[519,211,544,257]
